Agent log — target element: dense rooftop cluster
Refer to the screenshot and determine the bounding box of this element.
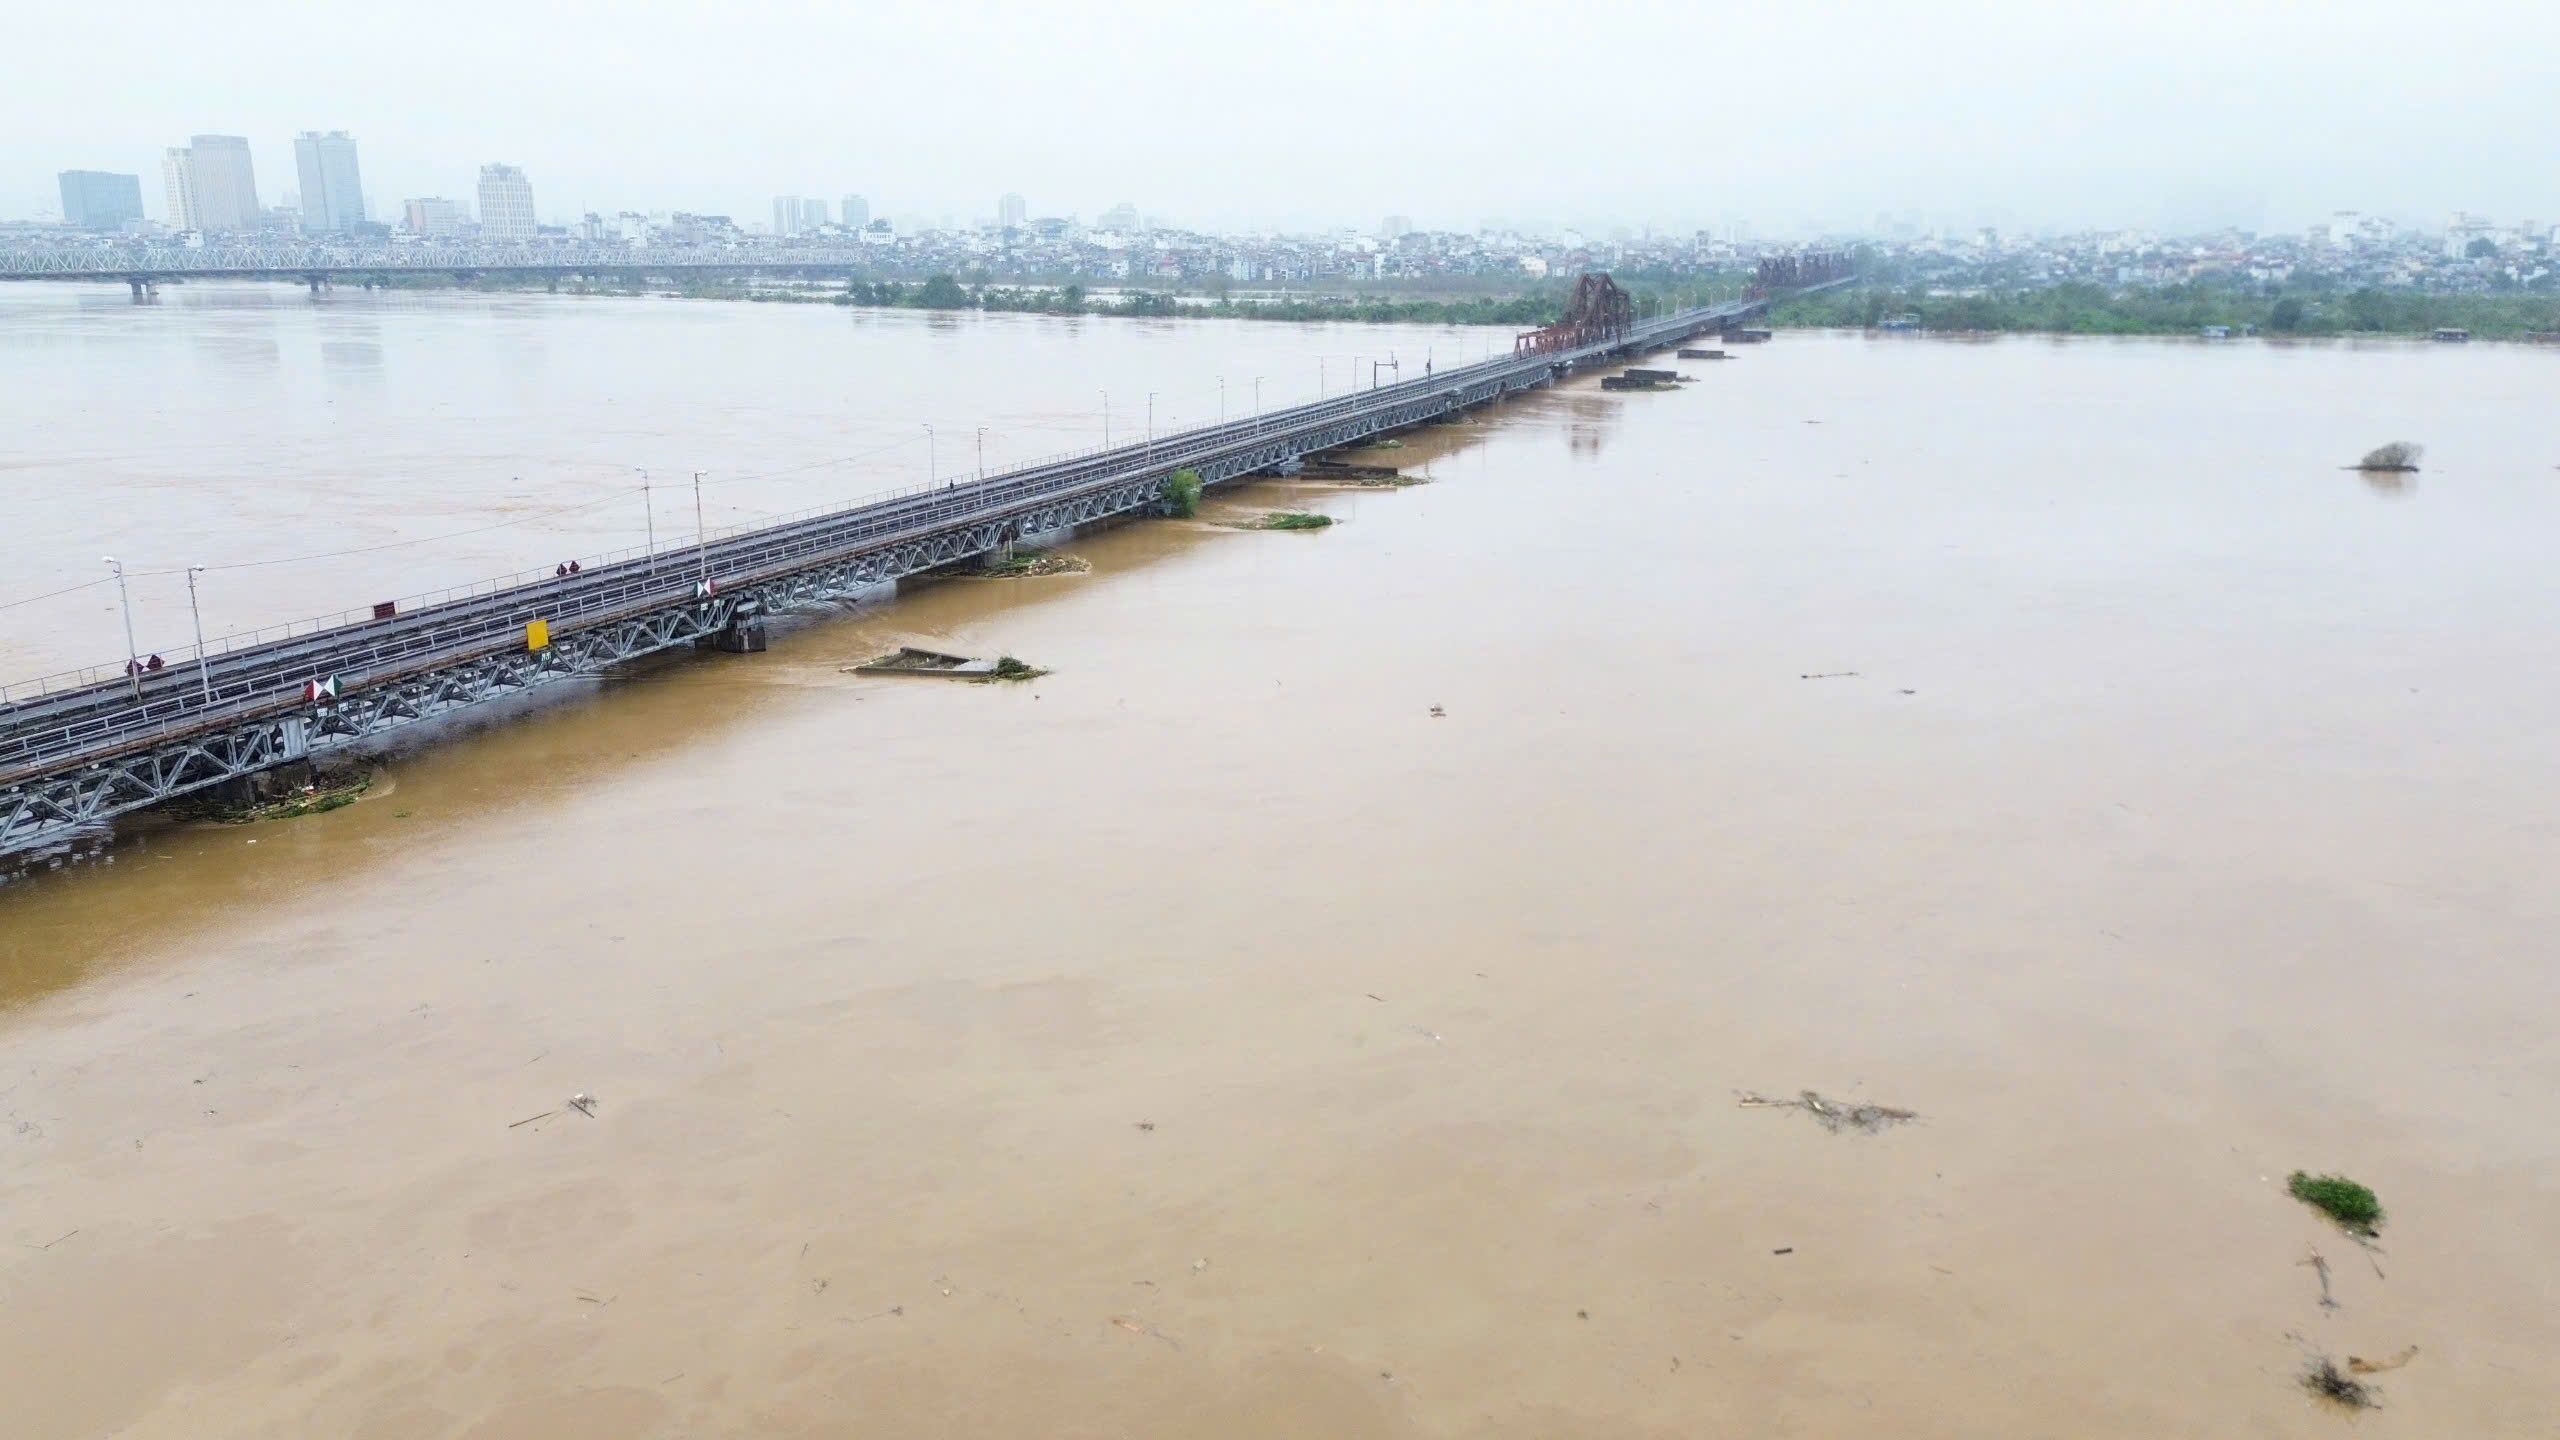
[6,208,2551,298]
[1855,214,2556,295]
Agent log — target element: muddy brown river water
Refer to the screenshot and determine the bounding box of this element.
[3,289,2557,1437]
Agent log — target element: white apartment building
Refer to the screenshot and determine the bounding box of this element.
[477,164,537,240]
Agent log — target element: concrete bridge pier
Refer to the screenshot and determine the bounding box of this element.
[702,600,769,654]
[197,760,316,813]
[305,274,329,295]
[126,276,156,301]
[710,618,768,653]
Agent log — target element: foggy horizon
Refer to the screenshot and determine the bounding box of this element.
[10,0,2557,238]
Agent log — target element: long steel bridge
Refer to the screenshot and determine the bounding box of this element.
[0,289,1826,858]
[2,242,917,294]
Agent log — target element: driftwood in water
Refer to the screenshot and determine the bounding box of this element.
[1737,1089,1917,1133]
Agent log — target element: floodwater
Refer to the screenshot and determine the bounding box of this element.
[4,289,2559,1438]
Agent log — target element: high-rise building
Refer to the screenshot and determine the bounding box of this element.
[477,164,536,240]
[165,135,259,232]
[293,131,367,232]
[769,196,832,235]
[2443,210,2494,260]
[1098,201,1139,232]
[1380,214,1413,239]
[187,135,259,231]
[161,148,199,230]
[998,192,1026,229]
[840,194,869,230]
[58,171,144,229]
[404,197,463,237]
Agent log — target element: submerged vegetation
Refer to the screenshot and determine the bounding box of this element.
[300,265,2560,342]
[2302,1357,2379,1410]
[1162,468,1203,518]
[175,773,372,824]
[2288,1171,2385,1233]
[986,656,1047,682]
[976,546,1089,578]
[353,267,1763,334]
[1258,511,1334,530]
[2356,441,2424,471]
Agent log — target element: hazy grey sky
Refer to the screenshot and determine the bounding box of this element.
[11,0,2556,234]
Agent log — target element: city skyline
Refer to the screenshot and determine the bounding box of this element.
[17,131,2554,247]
[6,0,2554,236]
[22,155,2554,249]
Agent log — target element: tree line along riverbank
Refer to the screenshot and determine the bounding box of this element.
[1768,281,2560,339]
[356,268,2559,340]
[360,268,1753,329]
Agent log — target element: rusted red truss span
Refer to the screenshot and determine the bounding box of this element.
[1514,272,1634,358]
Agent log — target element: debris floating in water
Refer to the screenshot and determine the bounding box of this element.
[847,647,1047,682]
[2302,1356,2379,1409]
[2349,1346,2418,1376]
[2287,1170,2385,1234]
[1737,1089,1918,1134]
[2355,441,2423,472]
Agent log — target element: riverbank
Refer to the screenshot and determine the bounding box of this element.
[336,268,1752,329]
[1770,282,2560,340]
[216,266,2560,342]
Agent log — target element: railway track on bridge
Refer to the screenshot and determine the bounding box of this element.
[1,291,1823,857]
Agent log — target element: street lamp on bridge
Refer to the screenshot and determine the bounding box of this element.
[691,470,708,585]
[102,556,139,697]
[185,565,212,703]
[636,468,655,571]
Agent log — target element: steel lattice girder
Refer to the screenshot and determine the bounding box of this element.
[1,716,310,854]
[0,603,738,854]
[301,601,733,746]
